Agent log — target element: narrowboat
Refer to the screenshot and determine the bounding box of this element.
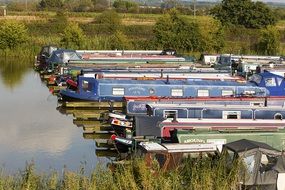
[145,103,285,120]
[173,128,285,151]
[53,67,239,87]
[42,49,82,73]
[124,96,278,116]
[59,77,268,101]
[134,116,285,140]
[35,45,58,69]
[109,102,285,129]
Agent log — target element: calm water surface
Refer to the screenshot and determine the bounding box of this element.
[0,63,101,173]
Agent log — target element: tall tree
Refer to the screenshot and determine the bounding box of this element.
[153,9,203,52]
[211,0,277,29]
[113,0,138,12]
[256,26,280,55]
[39,0,64,10]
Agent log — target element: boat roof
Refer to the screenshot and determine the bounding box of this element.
[224,139,280,154]
[139,142,218,153]
[95,78,255,86]
[146,103,285,110]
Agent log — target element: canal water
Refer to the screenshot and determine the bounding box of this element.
[0,61,101,174]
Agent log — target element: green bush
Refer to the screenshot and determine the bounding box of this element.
[94,10,122,35]
[0,20,28,50]
[60,22,86,49]
[256,26,281,55]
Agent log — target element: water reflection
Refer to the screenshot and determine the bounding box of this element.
[57,105,120,161]
[0,58,31,89]
[0,59,98,173]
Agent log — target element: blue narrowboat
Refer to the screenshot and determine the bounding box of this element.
[59,76,269,101]
[124,96,285,115]
[146,103,285,120]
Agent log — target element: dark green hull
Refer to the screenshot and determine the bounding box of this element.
[176,130,285,151]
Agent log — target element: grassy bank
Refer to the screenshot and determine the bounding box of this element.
[0,156,241,190]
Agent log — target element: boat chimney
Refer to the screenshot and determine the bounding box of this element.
[166,75,170,84]
[172,114,178,123]
[256,65,261,74]
[161,69,163,78]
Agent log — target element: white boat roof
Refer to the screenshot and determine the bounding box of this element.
[139,142,218,153]
[76,50,164,55]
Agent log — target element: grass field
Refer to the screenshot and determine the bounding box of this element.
[0,11,284,55]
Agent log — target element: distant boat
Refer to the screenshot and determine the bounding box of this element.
[123,96,285,116]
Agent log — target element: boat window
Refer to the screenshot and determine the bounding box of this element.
[163,110,177,119]
[277,77,283,86]
[274,113,283,120]
[265,77,276,87]
[249,74,262,84]
[223,111,241,119]
[225,149,235,163]
[243,155,255,174]
[222,90,234,96]
[243,90,256,96]
[171,89,183,96]
[112,87,124,96]
[82,80,92,92]
[197,89,209,97]
[149,88,155,95]
[250,102,264,106]
[260,154,278,173]
[146,105,154,116]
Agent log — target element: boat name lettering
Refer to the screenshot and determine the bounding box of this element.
[129,87,146,91]
[132,103,146,111]
[183,139,205,143]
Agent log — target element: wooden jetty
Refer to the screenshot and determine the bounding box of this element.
[95,139,114,149]
[72,110,102,120]
[95,149,118,157]
[83,131,115,139]
[73,119,105,127]
[83,125,113,133]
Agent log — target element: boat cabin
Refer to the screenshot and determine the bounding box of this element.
[138,142,218,171]
[223,139,285,190]
[249,72,285,96]
[46,49,82,72]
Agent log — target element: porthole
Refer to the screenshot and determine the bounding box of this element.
[274,113,283,120]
